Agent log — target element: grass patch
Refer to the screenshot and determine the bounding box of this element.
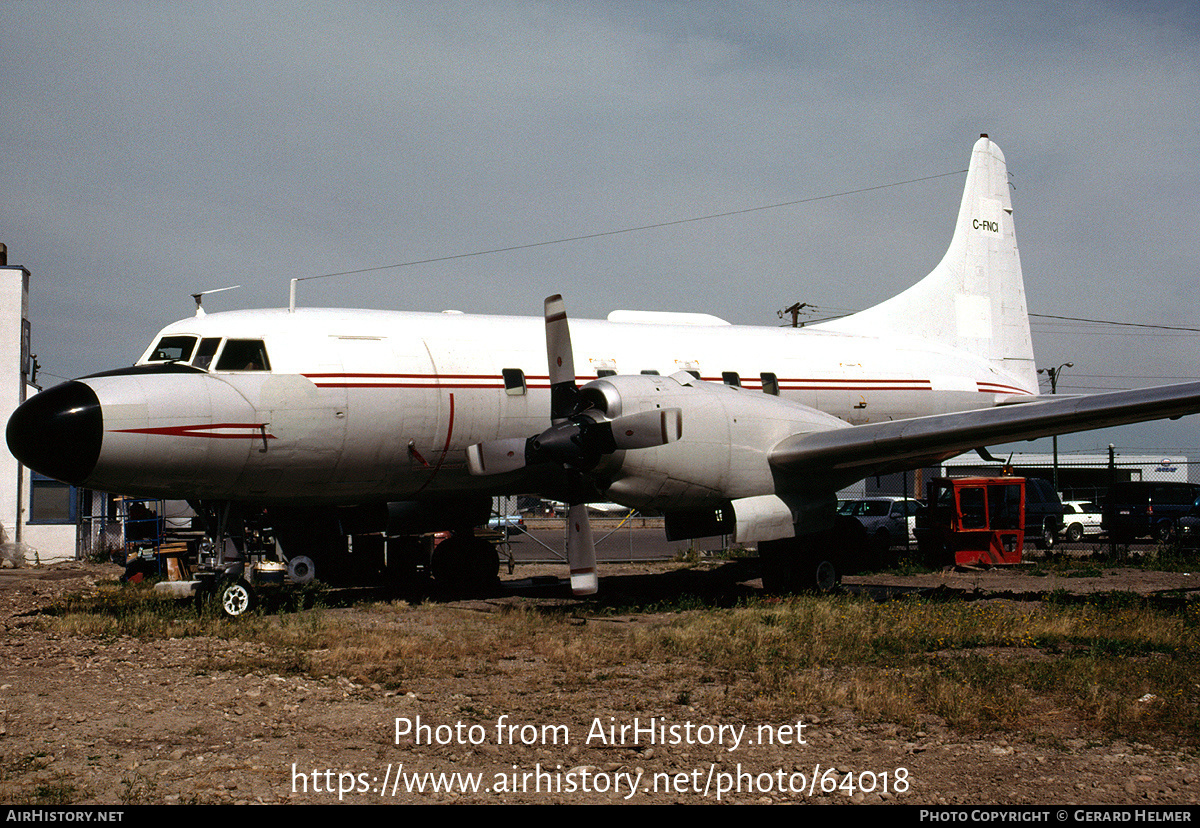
[1146,543,1200,572]
[1035,543,1200,575]
[643,593,1200,741]
[1,755,87,804]
[32,776,82,805]
[37,577,1200,749]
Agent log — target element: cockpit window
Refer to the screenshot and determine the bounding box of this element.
[192,338,222,370]
[148,335,197,363]
[215,339,271,372]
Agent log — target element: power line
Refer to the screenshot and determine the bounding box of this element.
[1030,330,1199,339]
[1030,313,1200,333]
[295,169,969,284]
[1069,373,1200,380]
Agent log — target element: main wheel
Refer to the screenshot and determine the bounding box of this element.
[431,535,499,593]
[758,538,793,594]
[812,557,839,592]
[221,579,255,617]
[759,534,842,594]
[1065,523,1083,543]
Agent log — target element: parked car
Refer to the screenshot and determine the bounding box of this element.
[841,497,923,549]
[1173,496,1200,549]
[1061,500,1103,542]
[1024,478,1065,548]
[1102,482,1200,542]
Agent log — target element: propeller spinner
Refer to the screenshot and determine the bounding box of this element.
[466,295,682,595]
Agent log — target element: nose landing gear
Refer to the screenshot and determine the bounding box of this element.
[220,578,255,617]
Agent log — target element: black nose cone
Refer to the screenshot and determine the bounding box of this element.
[6,381,102,485]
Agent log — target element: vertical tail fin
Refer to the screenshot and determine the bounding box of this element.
[814,135,1037,395]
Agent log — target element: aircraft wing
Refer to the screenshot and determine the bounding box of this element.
[770,382,1200,481]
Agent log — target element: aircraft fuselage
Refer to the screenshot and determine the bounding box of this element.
[28,305,1032,507]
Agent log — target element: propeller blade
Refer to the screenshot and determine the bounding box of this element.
[566,502,598,595]
[485,296,678,595]
[545,294,578,422]
[608,408,683,450]
[466,438,529,476]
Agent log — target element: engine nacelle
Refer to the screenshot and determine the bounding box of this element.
[581,372,850,514]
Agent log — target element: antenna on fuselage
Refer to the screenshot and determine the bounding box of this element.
[191,285,242,317]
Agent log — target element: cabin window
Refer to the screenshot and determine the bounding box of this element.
[640,370,660,375]
[722,371,741,387]
[686,370,701,379]
[502,368,527,396]
[597,369,617,378]
[215,339,272,372]
[761,372,780,396]
[192,338,222,370]
[148,335,197,363]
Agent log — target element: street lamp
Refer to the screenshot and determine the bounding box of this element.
[1038,362,1073,492]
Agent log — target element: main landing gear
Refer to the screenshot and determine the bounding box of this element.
[430,532,501,594]
[757,515,864,594]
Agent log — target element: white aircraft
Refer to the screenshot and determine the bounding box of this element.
[9,135,1200,595]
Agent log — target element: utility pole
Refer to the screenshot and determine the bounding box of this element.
[1108,444,1118,558]
[1038,362,1073,493]
[777,302,808,327]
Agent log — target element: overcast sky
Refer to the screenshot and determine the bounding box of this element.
[2,1,1198,457]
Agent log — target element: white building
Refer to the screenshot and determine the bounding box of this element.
[1,248,78,564]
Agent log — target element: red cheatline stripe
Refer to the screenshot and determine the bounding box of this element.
[777,384,932,391]
[305,371,937,383]
[112,423,275,439]
[299,371,1048,396]
[303,372,502,379]
[303,371,943,391]
[977,381,1034,395]
[311,382,507,389]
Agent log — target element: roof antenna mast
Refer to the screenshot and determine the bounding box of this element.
[191,285,242,317]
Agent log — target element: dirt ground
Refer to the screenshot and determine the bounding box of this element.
[1,558,1198,806]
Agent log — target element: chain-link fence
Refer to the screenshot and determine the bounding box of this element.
[842,452,1196,551]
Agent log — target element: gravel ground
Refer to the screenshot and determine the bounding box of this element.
[0,559,1197,806]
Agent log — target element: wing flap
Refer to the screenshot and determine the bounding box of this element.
[770,382,1200,477]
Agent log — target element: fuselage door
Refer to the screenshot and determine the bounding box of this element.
[226,337,348,499]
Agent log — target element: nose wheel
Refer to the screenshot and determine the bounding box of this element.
[220,579,255,617]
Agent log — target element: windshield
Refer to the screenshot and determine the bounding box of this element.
[147,335,197,363]
[192,337,222,369]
